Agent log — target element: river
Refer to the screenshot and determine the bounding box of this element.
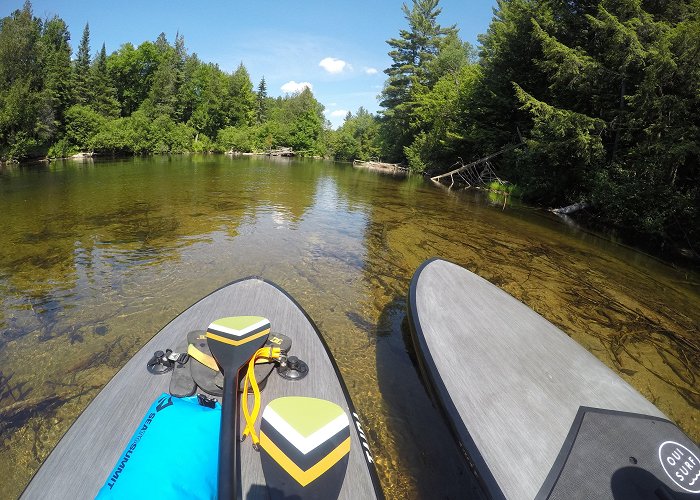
[0,155,698,499]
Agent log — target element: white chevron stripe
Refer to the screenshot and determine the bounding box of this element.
[262,406,349,455]
[211,318,269,337]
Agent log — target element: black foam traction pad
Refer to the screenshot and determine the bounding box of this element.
[539,407,700,500]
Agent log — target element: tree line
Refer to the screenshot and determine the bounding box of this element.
[1,0,697,253]
[0,1,327,159]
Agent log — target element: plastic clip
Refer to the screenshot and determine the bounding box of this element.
[197,393,216,409]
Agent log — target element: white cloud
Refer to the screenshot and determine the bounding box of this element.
[364,67,378,75]
[319,57,351,74]
[328,109,349,118]
[280,81,313,93]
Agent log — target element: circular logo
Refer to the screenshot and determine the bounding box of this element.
[658,441,700,493]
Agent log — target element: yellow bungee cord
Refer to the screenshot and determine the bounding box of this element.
[241,346,282,447]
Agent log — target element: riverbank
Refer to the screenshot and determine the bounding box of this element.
[0,149,329,165]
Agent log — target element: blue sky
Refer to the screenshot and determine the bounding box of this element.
[3,0,496,128]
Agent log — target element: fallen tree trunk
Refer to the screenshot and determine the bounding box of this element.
[551,202,589,215]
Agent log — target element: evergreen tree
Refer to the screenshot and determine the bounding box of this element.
[173,32,187,121]
[256,76,268,124]
[38,16,72,138]
[174,32,186,64]
[513,82,606,202]
[404,63,480,172]
[143,33,179,119]
[90,43,120,117]
[379,0,456,161]
[154,31,168,53]
[463,0,549,153]
[0,1,45,159]
[177,53,203,126]
[72,23,91,105]
[227,62,255,127]
[473,0,698,247]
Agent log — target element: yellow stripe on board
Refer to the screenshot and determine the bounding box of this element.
[206,328,270,347]
[260,432,351,487]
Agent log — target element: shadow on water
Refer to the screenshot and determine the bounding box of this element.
[0,368,102,448]
[374,295,486,499]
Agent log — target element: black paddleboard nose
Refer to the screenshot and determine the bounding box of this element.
[277,355,308,380]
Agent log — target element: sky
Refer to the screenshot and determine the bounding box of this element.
[2,0,497,128]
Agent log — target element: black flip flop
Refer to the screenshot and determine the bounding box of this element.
[187,330,291,396]
[187,330,224,396]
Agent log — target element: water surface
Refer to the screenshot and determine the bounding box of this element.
[0,156,698,499]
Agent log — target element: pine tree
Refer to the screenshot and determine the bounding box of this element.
[464,0,550,152]
[143,33,180,119]
[379,0,455,161]
[256,76,268,124]
[0,1,45,158]
[173,32,186,121]
[177,53,202,125]
[72,23,91,105]
[90,43,119,117]
[38,16,72,138]
[473,0,699,247]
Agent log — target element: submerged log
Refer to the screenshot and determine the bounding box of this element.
[551,202,590,215]
[353,159,408,173]
[69,152,94,159]
[268,147,295,157]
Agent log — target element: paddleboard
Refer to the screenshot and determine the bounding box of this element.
[408,258,699,499]
[22,278,383,499]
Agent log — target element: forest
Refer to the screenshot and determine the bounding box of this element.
[0,2,328,158]
[0,0,698,254]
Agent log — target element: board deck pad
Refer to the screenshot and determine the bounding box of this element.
[23,278,383,500]
[408,258,696,500]
[540,407,700,499]
[260,397,351,499]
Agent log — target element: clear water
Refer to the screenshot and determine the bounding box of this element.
[0,156,698,499]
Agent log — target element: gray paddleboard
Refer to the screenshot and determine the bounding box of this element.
[408,258,699,499]
[22,278,383,499]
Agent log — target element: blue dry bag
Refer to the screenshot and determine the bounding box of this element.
[97,393,220,499]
